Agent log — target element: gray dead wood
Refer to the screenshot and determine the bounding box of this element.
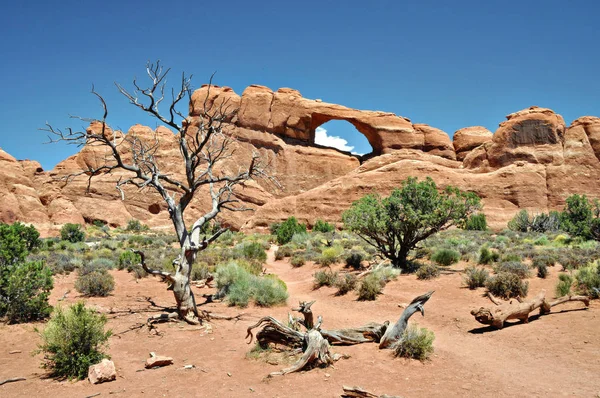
[471,289,590,329]
[268,329,333,377]
[379,291,434,349]
[0,377,26,386]
[341,385,401,398]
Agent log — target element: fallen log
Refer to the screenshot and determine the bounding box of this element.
[471,290,590,329]
[341,385,400,398]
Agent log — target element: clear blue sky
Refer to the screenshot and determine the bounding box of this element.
[1,0,599,169]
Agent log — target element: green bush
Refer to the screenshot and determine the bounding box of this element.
[560,194,595,239]
[275,217,307,245]
[334,273,358,295]
[60,223,85,243]
[274,245,293,260]
[313,219,334,233]
[1,261,53,323]
[574,263,600,298]
[478,245,499,265]
[463,266,489,289]
[532,253,557,268]
[118,250,141,270]
[530,211,561,233]
[4,222,41,252]
[494,261,531,279]
[430,249,460,266]
[394,324,435,360]
[216,262,288,307]
[290,255,305,267]
[313,270,338,288]
[239,242,267,264]
[508,210,530,232]
[125,219,149,232]
[486,272,529,299]
[416,263,440,280]
[0,223,29,266]
[319,246,342,266]
[555,273,573,297]
[36,302,111,380]
[345,251,364,270]
[75,269,115,297]
[463,213,488,231]
[536,263,549,279]
[357,273,383,301]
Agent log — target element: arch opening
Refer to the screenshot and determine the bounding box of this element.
[311,119,373,157]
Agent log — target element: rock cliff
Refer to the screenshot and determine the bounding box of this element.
[1,86,599,235]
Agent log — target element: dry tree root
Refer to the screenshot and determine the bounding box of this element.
[247,293,434,376]
[471,289,590,329]
[341,385,400,398]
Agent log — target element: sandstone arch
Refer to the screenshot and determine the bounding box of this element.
[310,118,374,156]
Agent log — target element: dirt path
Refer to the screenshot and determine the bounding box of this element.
[1,247,599,397]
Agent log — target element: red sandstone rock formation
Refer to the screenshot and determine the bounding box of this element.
[1,87,599,235]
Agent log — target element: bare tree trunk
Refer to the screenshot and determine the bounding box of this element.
[379,291,434,349]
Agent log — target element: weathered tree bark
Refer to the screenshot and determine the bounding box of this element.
[268,330,333,377]
[321,322,389,345]
[341,386,400,398]
[379,291,434,349]
[471,290,590,329]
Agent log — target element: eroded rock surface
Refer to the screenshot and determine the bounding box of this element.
[1,87,599,235]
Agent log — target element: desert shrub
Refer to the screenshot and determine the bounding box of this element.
[334,273,358,295]
[560,194,595,239]
[81,257,115,275]
[394,324,435,360]
[478,246,499,265]
[494,261,531,279]
[501,252,523,262]
[486,272,528,299]
[345,251,364,270]
[0,223,29,266]
[216,262,288,307]
[313,219,334,233]
[3,222,41,252]
[36,302,111,379]
[290,255,305,267]
[127,235,153,246]
[274,245,294,260]
[508,210,530,232]
[530,211,562,233]
[45,253,81,274]
[190,263,211,281]
[75,268,115,297]
[1,261,53,323]
[118,250,141,270]
[357,273,384,301]
[430,249,460,266]
[463,213,488,231]
[463,266,489,289]
[574,263,600,298]
[533,235,550,246]
[319,246,342,266]
[252,276,289,307]
[313,270,338,288]
[555,273,574,297]
[125,219,149,232]
[275,217,307,245]
[416,263,440,280]
[238,242,267,264]
[60,223,85,243]
[535,262,548,278]
[532,253,557,268]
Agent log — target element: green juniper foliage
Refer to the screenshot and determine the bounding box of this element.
[343,177,480,271]
[60,223,85,243]
[275,217,307,245]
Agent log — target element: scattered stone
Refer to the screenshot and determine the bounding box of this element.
[88,359,116,384]
[183,364,195,370]
[227,372,232,377]
[145,352,173,369]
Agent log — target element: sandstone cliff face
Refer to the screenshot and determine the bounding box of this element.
[2,86,599,235]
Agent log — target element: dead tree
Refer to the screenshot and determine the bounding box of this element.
[341,386,400,398]
[246,294,433,376]
[471,290,590,329]
[44,61,272,324]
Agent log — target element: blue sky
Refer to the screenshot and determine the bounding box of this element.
[1,0,599,168]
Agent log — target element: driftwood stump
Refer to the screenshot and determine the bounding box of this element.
[471,290,590,329]
[246,293,434,376]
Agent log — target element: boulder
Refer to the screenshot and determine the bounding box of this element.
[453,126,493,161]
[88,359,116,384]
[145,353,174,369]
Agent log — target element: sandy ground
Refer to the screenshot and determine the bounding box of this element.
[1,247,599,398]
